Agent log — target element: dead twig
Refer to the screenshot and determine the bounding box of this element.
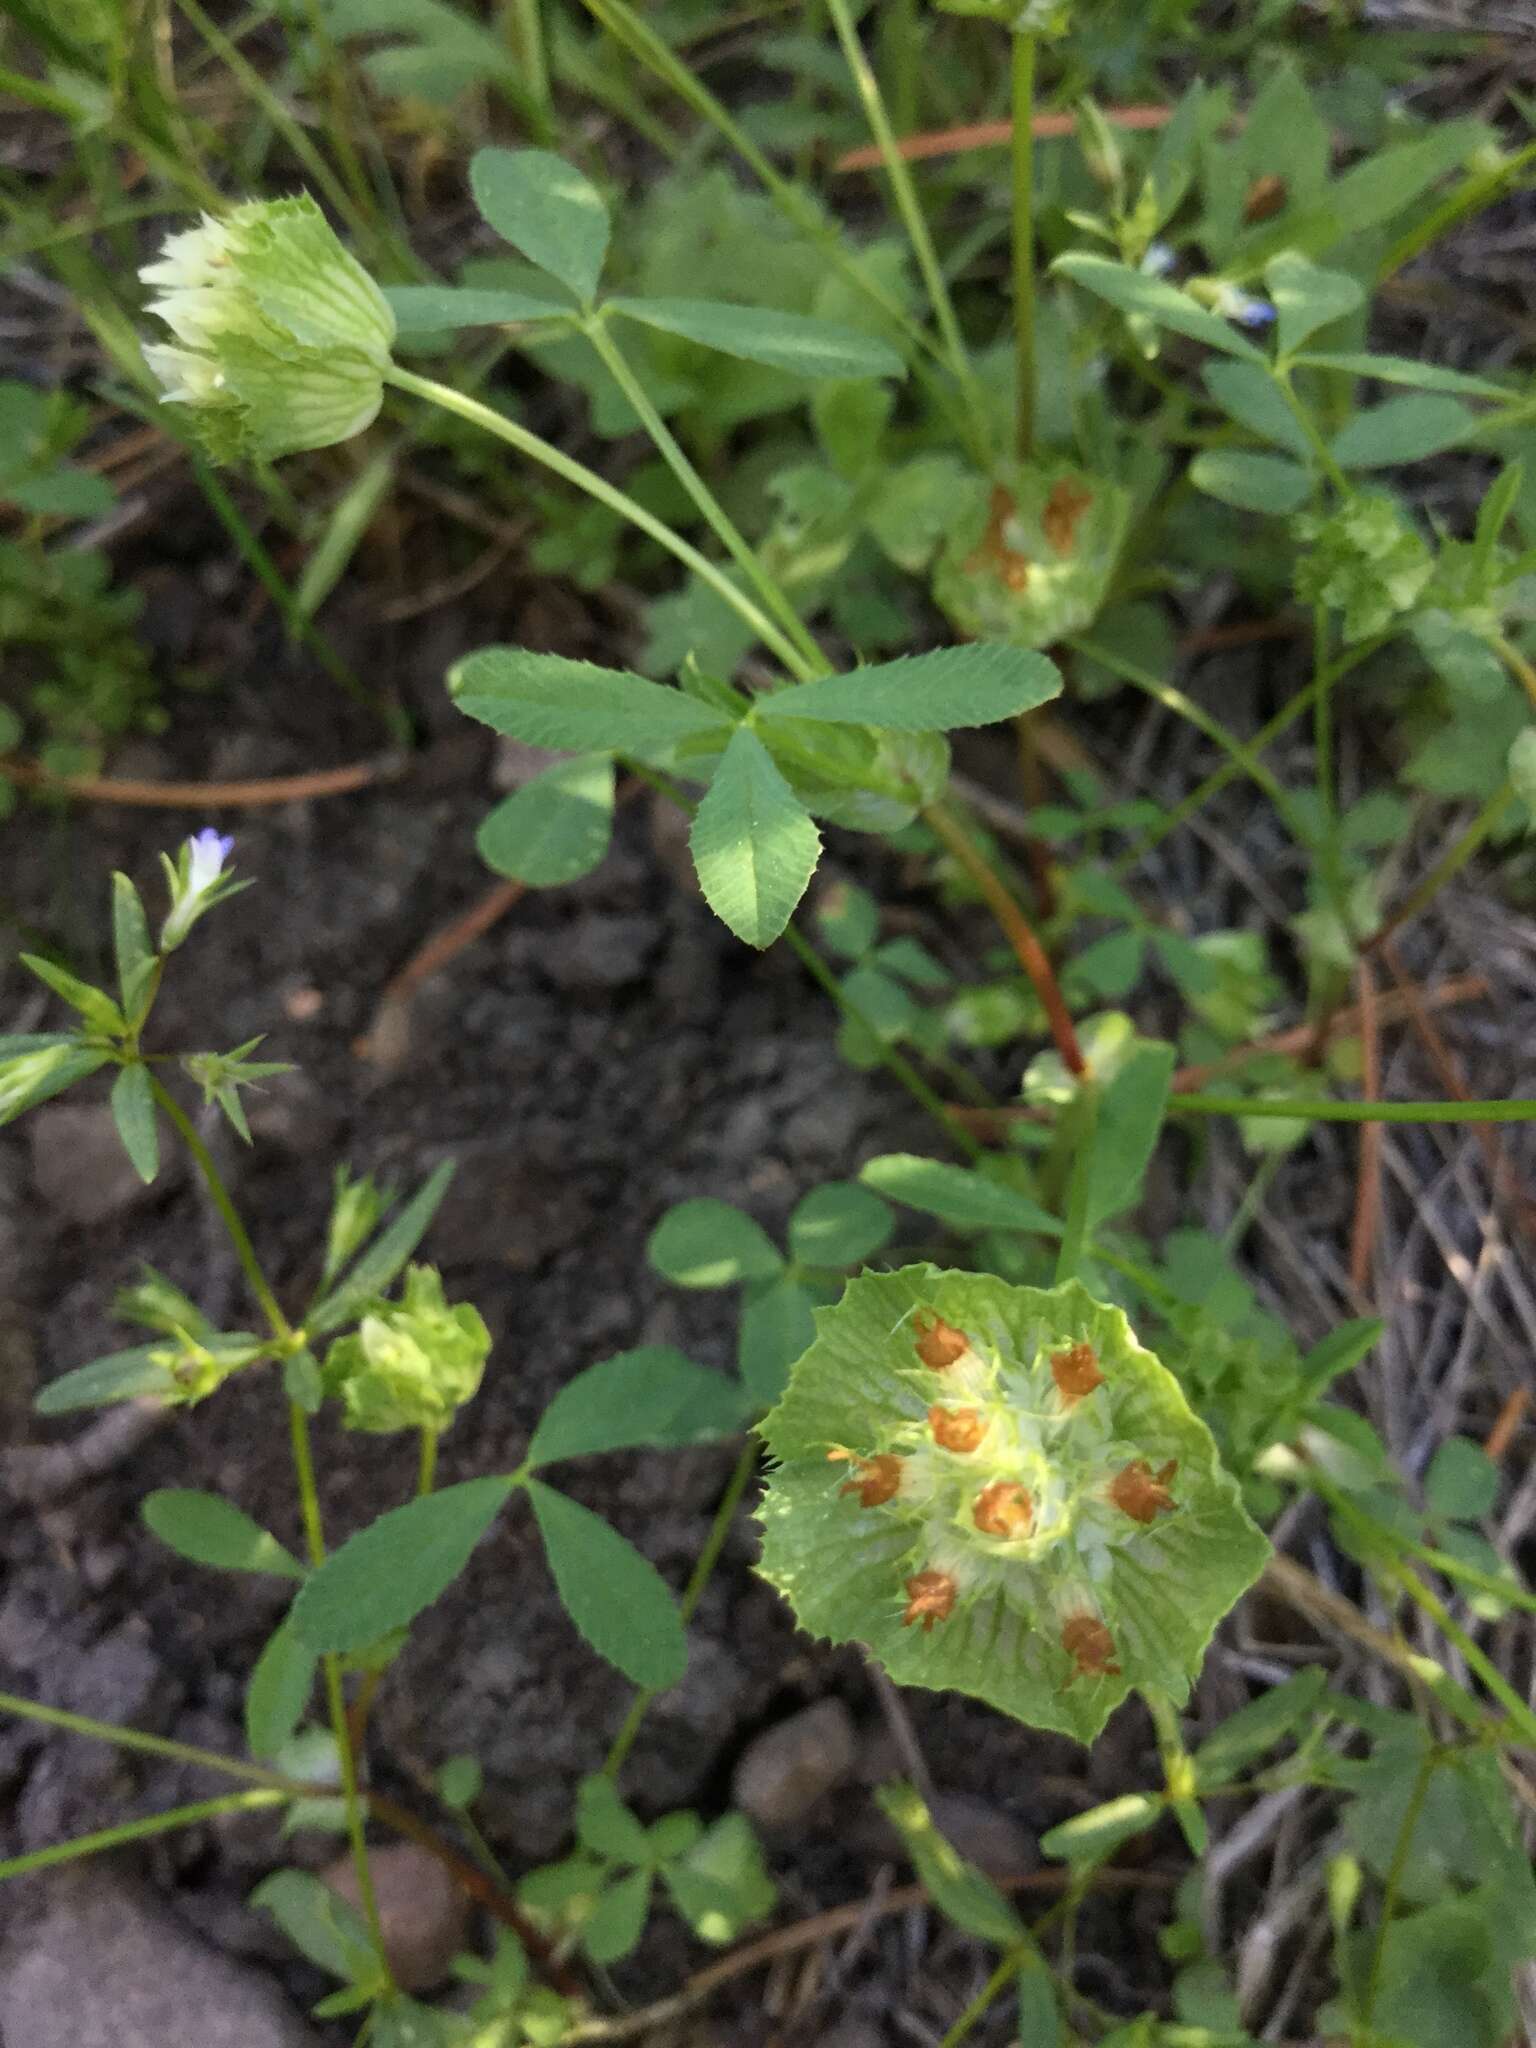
[0,755,395,809]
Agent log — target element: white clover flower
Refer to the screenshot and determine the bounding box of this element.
[139,196,396,462]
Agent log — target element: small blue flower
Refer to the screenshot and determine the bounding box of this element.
[187,829,234,893]
[1140,242,1176,278]
[160,829,243,952]
[1210,282,1276,330]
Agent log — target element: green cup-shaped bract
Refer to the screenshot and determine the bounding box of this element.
[324,1265,491,1435]
[932,465,1129,651]
[139,196,396,462]
[756,1267,1269,1743]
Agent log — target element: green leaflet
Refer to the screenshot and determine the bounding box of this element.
[689,727,821,948]
[756,1268,1269,1743]
[608,297,903,381]
[469,148,610,305]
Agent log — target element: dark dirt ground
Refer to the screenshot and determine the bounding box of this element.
[8,31,1536,2030]
[4,504,1536,2042]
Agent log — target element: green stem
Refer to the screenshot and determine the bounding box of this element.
[285,1399,390,1980]
[1111,635,1389,879]
[384,365,811,678]
[1379,139,1536,282]
[581,316,824,678]
[174,0,375,249]
[881,0,919,137]
[1053,1082,1099,1284]
[1359,1748,1437,2028]
[0,1689,294,1789]
[418,1427,439,1498]
[938,1945,1030,2048]
[781,921,988,1162]
[1365,780,1514,954]
[1069,636,1304,839]
[149,1080,292,1339]
[0,1790,286,1884]
[603,1439,760,1780]
[824,0,992,453]
[1373,1554,1536,1750]
[1172,1092,1536,1125]
[1308,604,1352,949]
[1010,33,1038,462]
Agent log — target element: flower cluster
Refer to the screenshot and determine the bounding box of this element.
[757,1269,1268,1741]
[322,1264,491,1435]
[140,197,395,461]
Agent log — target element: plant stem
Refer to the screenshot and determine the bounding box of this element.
[1360,1747,1437,2028]
[0,1689,295,1788]
[1069,636,1303,834]
[418,1428,439,1498]
[1011,32,1038,462]
[581,316,825,678]
[923,800,1086,1076]
[603,1439,760,1780]
[938,1946,1029,2048]
[149,1080,293,1339]
[1364,781,1513,954]
[1111,635,1389,879]
[1053,1082,1098,1283]
[781,921,989,1161]
[1171,1092,1536,1125]
[384,365,812,678]
[881,0,919,137]
[0,1790,286,1884]
[824,0,992,452]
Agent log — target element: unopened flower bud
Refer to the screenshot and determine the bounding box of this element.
[929,1405,986,1455]
[160,830,239,952]
[913,1311,971,1372]
[1061,1613,1120,1681]
[324,1264,490,1434]
[901,1569,958,1633]
[140,197,395,462]
[1109,1458,1177,1524]
[1050,1342,1103,1407]
[832,1450,904,1508]
[973,1480,1033,1540]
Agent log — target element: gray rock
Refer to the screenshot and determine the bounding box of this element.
[542,912,656,996]
[0,1869,319,2048]
[732,1697,856,1831]
[322,1843,469,1993]
[28,1103,178,1227]
[927,1793,1037,1880]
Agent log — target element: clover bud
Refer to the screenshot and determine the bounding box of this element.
[1050,1341,1103,1407]
[324,1264,490,1435]
[913,1310,972,1372]
[972,1479,1033,1541]
[831,1449,904,1508]
[929,1405,986,1455]
[902,1569,958,1633]
[1060,1611,1121,1682]
[1109,1458,1177,1524]
[140,197,395,462]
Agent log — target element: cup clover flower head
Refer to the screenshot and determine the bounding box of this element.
[756,1268,1269,1742]
[160,829,242,952]
[139,195,396,462]
[322,1265,491,1436]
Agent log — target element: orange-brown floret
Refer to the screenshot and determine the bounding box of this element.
[1061,1614,1121,1681]
[1109,1458,1177,1524]
[914,1311,971,1372]
[829,1450,904,1508]
[928,1404,986,1455]
[901,1569,958,1632]
[1042,477,1094,556]
[972,1480,1034,1540]
[1050,1341,1104,1407]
